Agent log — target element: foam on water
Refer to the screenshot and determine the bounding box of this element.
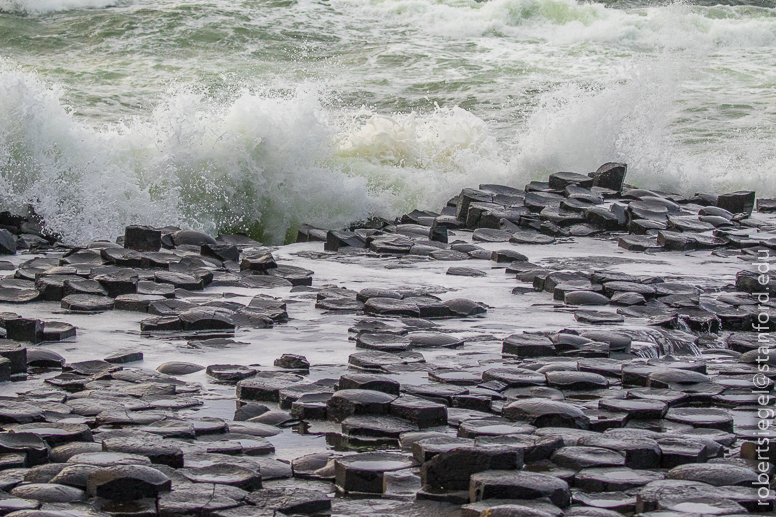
[0,0,121,14]
[0,65,512,244]
[512,51,776,195]
[2,0,776,243]
[339,0,776,47]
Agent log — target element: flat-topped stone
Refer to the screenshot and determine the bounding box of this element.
[469,470,571,507]
[503,398,590,429]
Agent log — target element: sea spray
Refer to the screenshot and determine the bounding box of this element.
[2,0,776,243]
[0,70,511,244]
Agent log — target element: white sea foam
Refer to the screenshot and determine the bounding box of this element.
[0,67,512,244]
[2,0,776,243]
[337,0,776,49]
[0,0,121,14]
[511,51,776,195]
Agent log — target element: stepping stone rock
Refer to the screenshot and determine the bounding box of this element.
[503,398,590,429]
[412,436,473,462]
[551,447,626,470]
[85,465,171,501]
[444,298,487,317]
[0,433,48,465]
[666,463,758,487]
[124,225,162,252]
[549,172,593,190]
[364,298,420,318]
[206,364,257,383]
[179,464,262,491]
[27,348,66,369]
[502,334,556,358]
[334,452,414,494]
[565,291,610,306]
[408,332,464,349]
[158,489,240,516]
[492,250,529,263]
[9,422,92,446]
[67,452,152,467]
[430,249,469,261]
[575,467,664,492]
[655,436,710,468]
[574,311,624,324]
[246,488,331,515]
[717,191,755,215]
[61,295,114,312]
[469,470,571,507]
[483,368,545,387]
[658,496,746,515]
[0,287,41,304]
[178,308,235,331]
[590,163,627,192]
[598,398,667,420]
[326,389,396,423]
[422,446,523,491]
[390,395,447,428]
[156,362,205,375]
[236,373,305,402]
[459,418,535,439]
[338,374,400,395]
[10,483,85,503]
[577,435,661,469]
[546,371,608,390]
[447,267,486,277]
[101,437,183,468]
[665,407,734,432]
[4,318,42,343]
[356,332,411,352]
[473,229,513,242]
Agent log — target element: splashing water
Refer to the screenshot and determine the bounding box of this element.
[1,0,776,242]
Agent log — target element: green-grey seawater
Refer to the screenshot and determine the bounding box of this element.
[1,0,775,243]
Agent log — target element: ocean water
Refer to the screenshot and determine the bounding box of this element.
[1,0,775,243]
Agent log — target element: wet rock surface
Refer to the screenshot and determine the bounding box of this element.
[0,167,772,516]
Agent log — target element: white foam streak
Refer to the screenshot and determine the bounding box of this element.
[338,0,776,49]
[512,53,776,195]
[0,0,120,14]
[0,68,513,244]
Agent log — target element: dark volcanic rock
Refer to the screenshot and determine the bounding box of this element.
[246,488,331,514]
[101,436,183,468]
[390,395,447,428]
[338,373,400,395]
[10,483,86,503]
[716,190,755,215]
[179,464,262,491]
[549,172,593,190]
[61,294,114,312]
[666,463,757,487]
[502,334,556,357]
[326,389,397,422]
[551,446,626,470]
[172,230,217,247]
[86,465,171,501]
[589,163,627,192]
[0,229,16,255]
[364,298,420,318]
[421,445,523,491]
[334,452,414,494]
[577,435,661,469]
[469,470,571,507]
[124,226,162,252]
[503,398,590,429]
[444,298,487,317]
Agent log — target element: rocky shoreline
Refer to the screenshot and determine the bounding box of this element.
[0,163,772,516]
